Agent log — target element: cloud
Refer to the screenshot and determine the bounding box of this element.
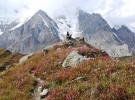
[105,14,135,25]
[0,0,135,27]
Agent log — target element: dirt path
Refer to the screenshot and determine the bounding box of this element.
[31,74,46,100]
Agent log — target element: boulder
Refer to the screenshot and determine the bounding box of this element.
[19,53,33,63]
[42,45,54,55]
[70,77,87,83]
[40,89,49,98]
[62,50,90,68]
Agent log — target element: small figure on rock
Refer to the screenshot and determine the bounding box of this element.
[82,37,84,41]
[66,32,72,40]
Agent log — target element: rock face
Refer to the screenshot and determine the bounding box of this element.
[62,50,90,68]
[77,9,133,57]
[0,10,60,54]
[113,26,135,55]
[104,44,131,57]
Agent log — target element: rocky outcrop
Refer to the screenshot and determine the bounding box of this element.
[42,44,54,55]
[19,53,33,63]
[103,44,131,57]
[62,50,90,68]
[113,25,135,54]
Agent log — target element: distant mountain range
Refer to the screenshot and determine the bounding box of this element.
[0,9,135,57]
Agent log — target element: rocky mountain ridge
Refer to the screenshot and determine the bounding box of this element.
[76,10,134,57]
[0,9,135,57]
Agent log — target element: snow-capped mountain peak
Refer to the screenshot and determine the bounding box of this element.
[55,15,79,40]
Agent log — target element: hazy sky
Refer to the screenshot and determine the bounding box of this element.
[0,0,135,27]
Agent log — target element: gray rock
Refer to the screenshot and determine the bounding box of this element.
[62,50,90,68]
[70,76,87,83]
[103,44,131,57]
[19,53,33,63]
[113,25,135,55]
[6,65,10,70]
[42,45,54,55]
[40,89,49,98]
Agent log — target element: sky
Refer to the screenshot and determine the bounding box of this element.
[0,0,135,27]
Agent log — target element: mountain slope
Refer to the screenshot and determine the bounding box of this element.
[54,9,134,57]
[0,48,24,72]
[0,10,60,54]
[0,39,135,99]
[112,25,135,54]
[76,9,132,57]
[55,15,78,40]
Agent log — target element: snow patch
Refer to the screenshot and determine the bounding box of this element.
[55,15,78,40]
[72,31,82,38]
[126,24,135,33]
[107,22,114,28]
[107,22,121,30]
[10,17,31,30]
[0,20,12,25]
[0,32,3,35]
[51,21,58,30]
[0,29,3,35]
[112,32,123,43]
[39,14,49,27]
[113,25,121,30]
